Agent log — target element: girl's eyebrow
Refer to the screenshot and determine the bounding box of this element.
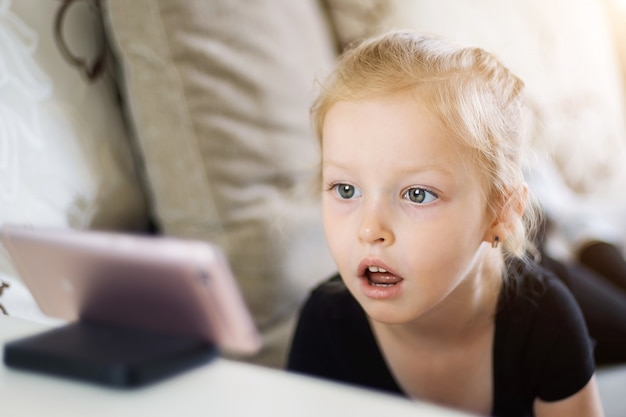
[321,160,348,169]
[323,160,454,178]
[396,165,455,178]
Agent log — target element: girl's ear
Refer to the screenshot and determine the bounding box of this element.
[483,183,528,245]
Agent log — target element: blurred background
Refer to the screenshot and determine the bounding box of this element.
[1,1,626,415]
[0,0,625,377]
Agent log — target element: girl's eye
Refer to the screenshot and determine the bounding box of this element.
[334,184,361,199]
[404,187,438,204]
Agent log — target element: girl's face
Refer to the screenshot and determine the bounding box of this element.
[321,92,496,325]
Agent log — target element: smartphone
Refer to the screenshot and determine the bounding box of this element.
[0,224,262,356]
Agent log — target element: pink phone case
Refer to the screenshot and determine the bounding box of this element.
[0,224,262,356]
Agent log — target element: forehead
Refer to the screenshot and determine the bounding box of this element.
[323,93,461,164]
[321,92,490,192]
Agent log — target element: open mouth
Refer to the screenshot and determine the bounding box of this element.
[365,266,403,287]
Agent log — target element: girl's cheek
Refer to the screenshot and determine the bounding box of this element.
[323,196,357,217]
[400,199,444,222]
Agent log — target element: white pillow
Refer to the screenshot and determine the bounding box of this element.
[0,0,148,321]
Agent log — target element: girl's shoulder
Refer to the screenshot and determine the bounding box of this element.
[499,258,577,316]
[494,259,595,406]
[498,259,591,345]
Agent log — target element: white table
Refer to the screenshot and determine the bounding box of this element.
[0,315,470,417]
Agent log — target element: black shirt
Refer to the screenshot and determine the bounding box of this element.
[287,261,595,417]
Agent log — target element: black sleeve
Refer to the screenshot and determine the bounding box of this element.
[532,278,596,402]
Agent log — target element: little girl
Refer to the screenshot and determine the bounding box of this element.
[287,31,604,417]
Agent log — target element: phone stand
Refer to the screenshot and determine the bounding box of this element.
[3,320,218,388]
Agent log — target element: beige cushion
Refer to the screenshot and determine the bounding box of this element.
[325,0,393,49]
[103,0,338,367]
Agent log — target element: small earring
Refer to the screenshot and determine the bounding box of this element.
[491,236,500,249]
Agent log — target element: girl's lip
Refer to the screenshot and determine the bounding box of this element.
[357,258,397,277]
[356,258,404,300]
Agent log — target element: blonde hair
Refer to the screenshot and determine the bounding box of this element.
[313,30,539,259]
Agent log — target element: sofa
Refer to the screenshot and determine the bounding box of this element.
[1,0,625,415]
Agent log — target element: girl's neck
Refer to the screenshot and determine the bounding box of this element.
[371,247,503,348]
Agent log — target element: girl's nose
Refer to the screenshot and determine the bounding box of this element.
[358,203,394,246]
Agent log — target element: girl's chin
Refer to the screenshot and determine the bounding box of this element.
[362,304,415,325]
